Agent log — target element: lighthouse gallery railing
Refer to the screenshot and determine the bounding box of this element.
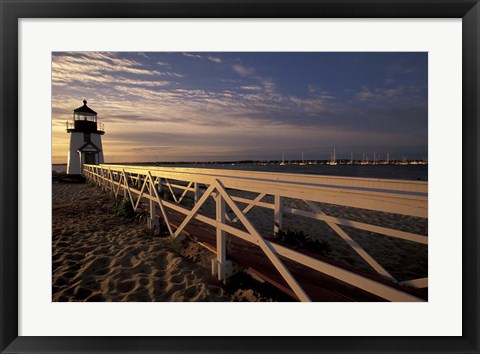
[84,163,428,302]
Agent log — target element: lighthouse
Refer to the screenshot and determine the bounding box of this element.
[66,100,105,175]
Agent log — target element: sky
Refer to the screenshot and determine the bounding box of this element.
[52,52,428,164]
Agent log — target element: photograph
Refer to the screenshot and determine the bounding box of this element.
[2,0,477,351]
[51,51,428,302]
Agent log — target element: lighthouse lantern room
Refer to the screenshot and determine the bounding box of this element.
[66,100,105,175]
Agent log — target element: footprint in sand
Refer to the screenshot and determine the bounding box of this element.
[170,290,185,302]
[55,294,72,302]
[81,245,98,254]
[52,253,65,263]
[117,279,136,293]
[91,246,112,257]
[82,256,111,276]
[169,272,187,285]
[151,279,167,295]
[183,285,202,299]
[52,261,66,273]
[86,293,106,302]
[60,271,77,279]
[55,241,71,248]
[130,257,141,268]
[123,291,151,302]
[68,253,85,262]
[65,261,82,272]
[53,276,69,287]
[73,286,93,301]
[139,278,149,287]
[207,285,224,298]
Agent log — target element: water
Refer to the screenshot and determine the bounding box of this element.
[52,164,67,173]
[160,163,428,181]
[52,162,427,181]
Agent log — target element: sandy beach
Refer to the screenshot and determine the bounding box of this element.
[52,182,287,302]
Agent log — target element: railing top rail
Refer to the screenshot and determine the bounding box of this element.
[85,164,428,217]
[91,163,428,193]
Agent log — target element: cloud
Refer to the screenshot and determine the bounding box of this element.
[182,53,201,59]
[51,52,185,88]
[207,56,222,63]
[356,87,377,101]
[52,54,153,84]
[261,79,275,93]
[162,72,184,78]
[52,72,171,88]
[288,96,326,116]
[232,64,255,77]
[182,53,222,63]
[65,52,159,75]
[355,85,425,103]
[240,85,262,91]
[155,62,184,77]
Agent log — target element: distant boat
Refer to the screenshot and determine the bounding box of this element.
[327,147,337,166]
[347,152,353,165]
[399,156,409,165]
[360,153,369,165]
[299,152,306,166]
[280,152,286,166]
[381,152,390,165]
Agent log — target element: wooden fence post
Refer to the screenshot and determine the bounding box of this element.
[157,177,162,193]
[149,177,159,235]
[194,182,200,205]
[137,174,142,189]
[123,172,128,198]
[215,192,226,280]
[274,195,283,234]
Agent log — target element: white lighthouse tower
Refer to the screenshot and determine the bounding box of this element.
[66,100,105,175]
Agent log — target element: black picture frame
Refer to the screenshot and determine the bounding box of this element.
[1,1,478,353]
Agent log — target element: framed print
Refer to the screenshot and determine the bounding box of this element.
[1,0,479,353]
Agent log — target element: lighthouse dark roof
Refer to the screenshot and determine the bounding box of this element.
[73,100,97,115]
[77,141,101,153]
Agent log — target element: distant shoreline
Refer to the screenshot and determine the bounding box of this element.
[53,161,428,181]
[53,159,428,166]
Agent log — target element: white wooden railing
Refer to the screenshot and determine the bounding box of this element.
[84,163,428,302]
